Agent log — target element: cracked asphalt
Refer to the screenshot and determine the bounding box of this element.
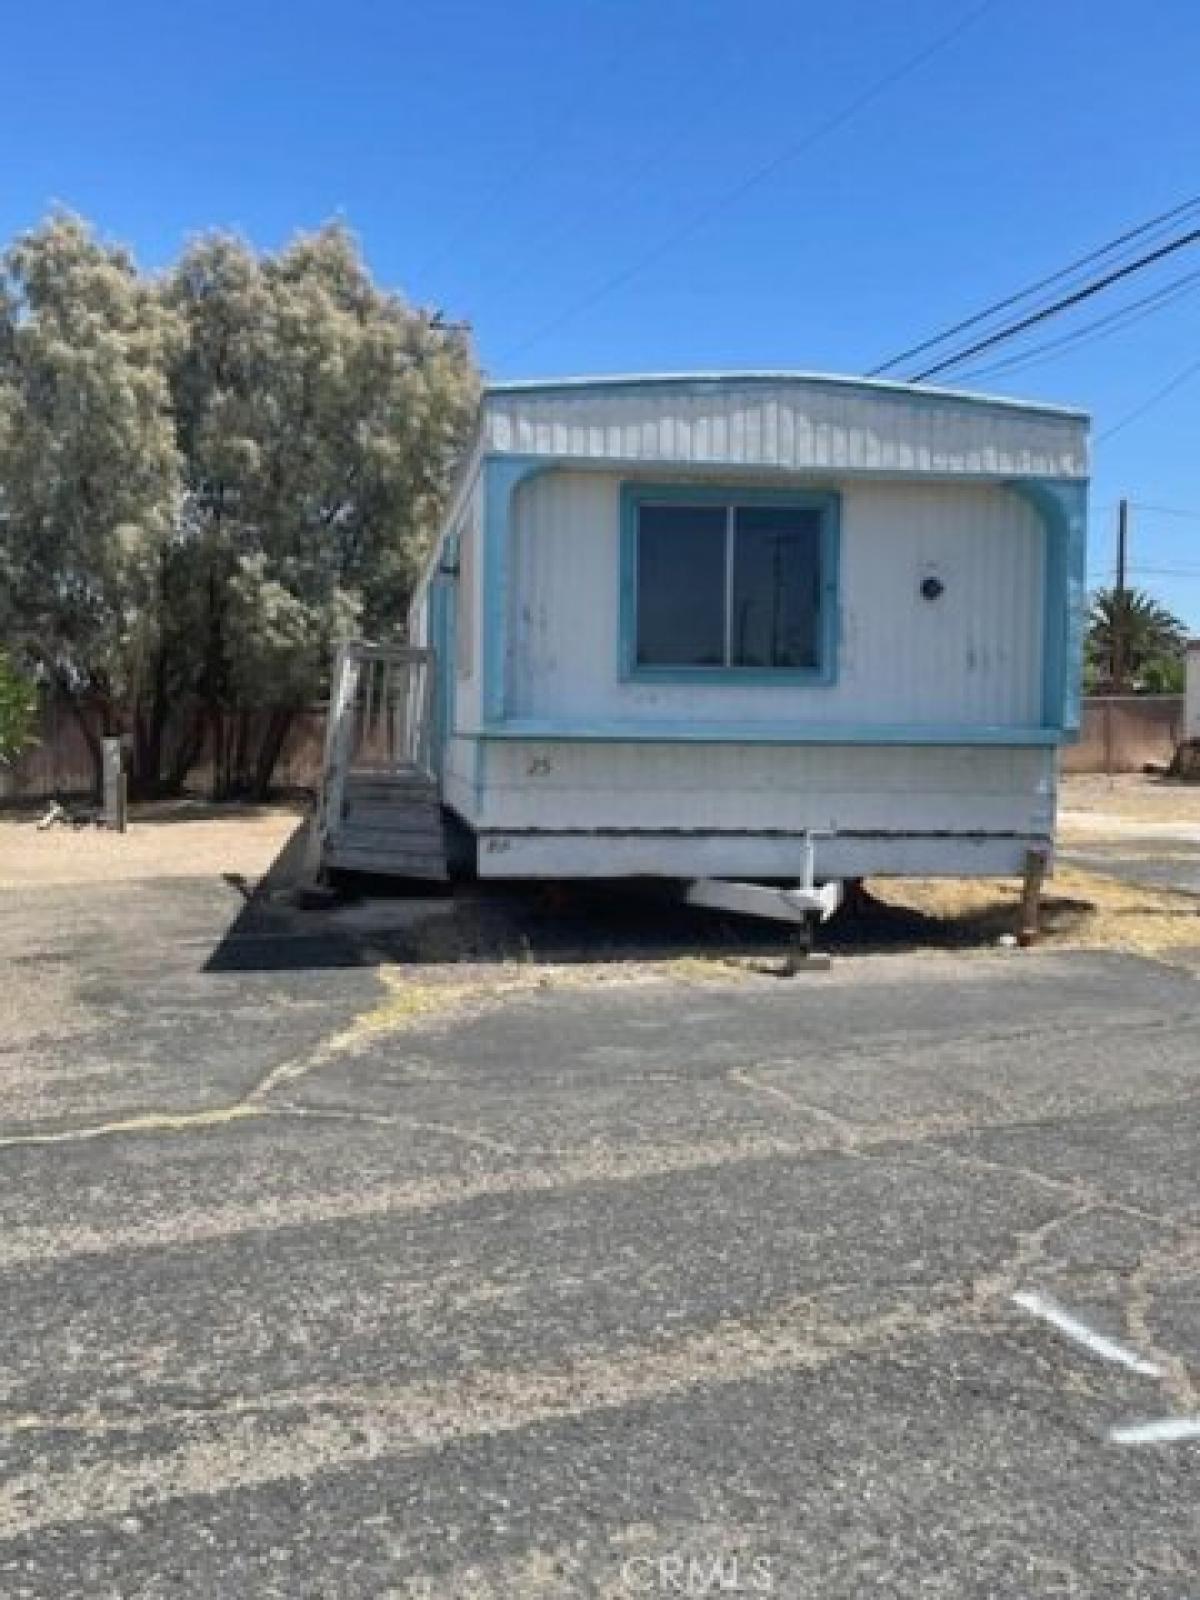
[2,846,1200,1597]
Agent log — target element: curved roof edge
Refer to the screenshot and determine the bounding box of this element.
[483,370,1090,423]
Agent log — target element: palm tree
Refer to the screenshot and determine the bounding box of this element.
[1086,586,1187,692]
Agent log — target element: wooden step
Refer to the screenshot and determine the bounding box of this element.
[337,811,446,838]
[325,840,449,881]
[344,769,437,794]
[323,759,448,881]
[342,794,442,818]
[317,646,446,881]
[332,830,447,856]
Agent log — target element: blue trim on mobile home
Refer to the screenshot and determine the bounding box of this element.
[1009,477,1088,737]
[471,719,1061,746]
[485,371,1089,423]
[427,564,458,768]
[473,450,1085,749]
[481,455,557,725]
[617,482,840,687]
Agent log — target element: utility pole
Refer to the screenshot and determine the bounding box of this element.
[1113,497,1129,692]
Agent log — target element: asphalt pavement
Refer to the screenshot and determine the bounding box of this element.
[1,869,1199,1597]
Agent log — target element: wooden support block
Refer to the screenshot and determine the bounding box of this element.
[1018,847,1048,947]
[782,951,833,974]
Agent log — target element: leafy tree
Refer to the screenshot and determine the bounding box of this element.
[0,650,37,767]
[0,213,181,790]
[0,214,478,800]
[1086,586,1188,693]
[1137,653,1186,695]
[159,224,478,797]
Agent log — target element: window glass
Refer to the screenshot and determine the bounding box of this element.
[635,504,727,667]
[730,506,822,669]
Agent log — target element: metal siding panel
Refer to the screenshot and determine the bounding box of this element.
[476,740,1054,836]
[712,407,729,461]
[476,832,1039,880]
[604,406,623,459]
[506,470,1044,728]
[454,473,485,731]
[480,832,1043,883]
[508,471,617,719]
[482,379,1088,480]
[441,735,480,822]
[741,400,759,464]
[640,401,658,459]
[761,397,779,464]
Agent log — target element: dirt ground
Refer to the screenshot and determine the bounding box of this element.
[1060,772,1200,828]
[0,800,304,889]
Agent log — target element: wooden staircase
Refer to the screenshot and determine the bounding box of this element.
[313,643,448,883]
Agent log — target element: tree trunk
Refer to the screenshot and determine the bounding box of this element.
[232,709,253,796]
[251,707,295,802]
[132,707,171,800]
[132,707,151,797]
[209,704,226,801]
[165,706,206,793]
[131,650,173,799]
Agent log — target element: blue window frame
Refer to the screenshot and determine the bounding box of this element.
[619,483,840,685]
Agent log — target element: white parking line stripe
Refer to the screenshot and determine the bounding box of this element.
[1011,1290,1163,1377]
[1110,1417,1200,1445]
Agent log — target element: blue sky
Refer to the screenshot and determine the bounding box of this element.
[4,0,1200,622]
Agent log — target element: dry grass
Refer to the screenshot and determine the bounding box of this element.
[864,865,1200,965]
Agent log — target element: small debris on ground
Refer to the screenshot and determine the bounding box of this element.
[36,799,102,831]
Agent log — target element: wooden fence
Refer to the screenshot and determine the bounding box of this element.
[0,698,329,804]
[1060,696,1185,775]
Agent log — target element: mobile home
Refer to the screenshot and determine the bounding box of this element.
[330,372,1087,892]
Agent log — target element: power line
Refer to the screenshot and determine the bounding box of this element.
[456,33,767,303]
[1098,352,1200,442]
[498,0,997,364]
[470,95,732,304]
[868,192,1200,377]
[906,227,1200,382]
[411,1,624,285]
[1087,565,1200,582]
[1095,500,1200,525]
[1128,501,1200,522]
[951,265,1200,383]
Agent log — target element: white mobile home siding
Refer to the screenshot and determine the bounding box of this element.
[471,741,1055,880]
[507,472,1045,729]
[483,375,1086,481]
[410,374,1087,881]
[410,453,485,722]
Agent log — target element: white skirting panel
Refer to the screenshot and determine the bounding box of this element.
[441,735,479,823]
[447,736,1057,880]
[473,739,1056,836]
[475,830,1046,880]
